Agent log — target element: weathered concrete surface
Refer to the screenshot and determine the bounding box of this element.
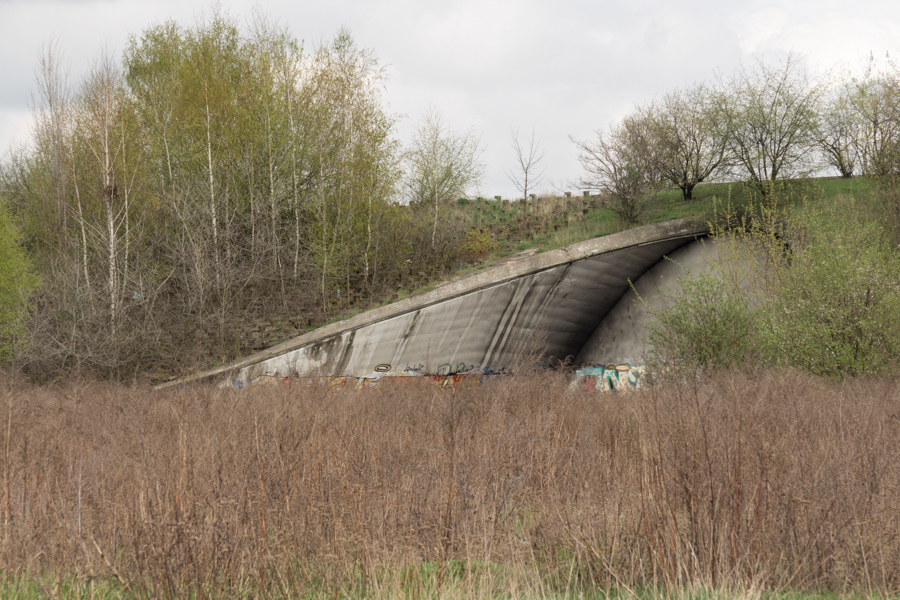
[577,238,721,365]
[155,217,709,389]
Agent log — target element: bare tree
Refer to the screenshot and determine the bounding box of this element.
[403,106,484,248]
[505,127,545,203]
[32,38,72,237]
[818,80,859,178]
[571,114,662,225]
[845,56,900,178]
[718,53,826,195]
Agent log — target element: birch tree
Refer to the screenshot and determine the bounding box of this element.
[31,39,72,240]
[305,29,400,310]
[403,106,483,248]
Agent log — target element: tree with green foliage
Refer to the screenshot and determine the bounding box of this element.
[0,198,37,362]
[640,83,730,200]
[403,106,484,248]
[0,8,409,377]
[303,28,402,310]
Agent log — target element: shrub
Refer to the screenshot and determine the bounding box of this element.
[647,269,757,376]
[0,197,37,362]
[460,230,497,262]
[759,212,900,377]
[649,199,900,378]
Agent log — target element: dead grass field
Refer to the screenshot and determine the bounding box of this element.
[2,368,899,598]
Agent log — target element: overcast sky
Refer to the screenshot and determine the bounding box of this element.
[3,0,900,198]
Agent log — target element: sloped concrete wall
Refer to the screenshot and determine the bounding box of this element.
[155,217,709,389]
[235,238,694,382]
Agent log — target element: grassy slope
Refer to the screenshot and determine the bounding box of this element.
[322,176,877,316]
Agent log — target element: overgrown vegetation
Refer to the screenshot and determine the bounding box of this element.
[647,183,900,379]
[0,11,497,382]
[0,8,707,383]
[2,10,900,600]
[3,7,900,383]
[0,199,36,362]
[2,369,899,599]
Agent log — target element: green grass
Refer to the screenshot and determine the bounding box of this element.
[382,176,881,312]
[1,574,131,599]
[493,177,882,258]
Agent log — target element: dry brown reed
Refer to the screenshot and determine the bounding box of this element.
[1,368,899,598]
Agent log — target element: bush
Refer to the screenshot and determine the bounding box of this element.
[648,201,900,378]
[459,230,497,262]
[760,212,900,377]
[647,269,757,376]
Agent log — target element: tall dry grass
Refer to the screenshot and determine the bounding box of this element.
[1,368,899,598]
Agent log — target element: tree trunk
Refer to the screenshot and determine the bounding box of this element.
[205,86,221,292]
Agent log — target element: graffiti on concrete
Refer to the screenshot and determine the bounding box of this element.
[571,364,644,392]
[229,363,641,393]
[436,362,476,376]
[229,364,510,392]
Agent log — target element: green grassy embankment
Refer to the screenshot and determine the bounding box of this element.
[406,176,878,292]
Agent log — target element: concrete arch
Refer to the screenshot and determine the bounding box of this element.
[155,217,712,389]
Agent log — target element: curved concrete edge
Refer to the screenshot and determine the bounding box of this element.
[154,216,710,390]
[576,237,722,365]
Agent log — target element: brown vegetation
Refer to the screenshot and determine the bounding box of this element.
[2,369,899,597]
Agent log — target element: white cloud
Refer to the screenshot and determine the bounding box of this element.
[730,6,789,55]
[0,108,33,154]
[4,0,900,196]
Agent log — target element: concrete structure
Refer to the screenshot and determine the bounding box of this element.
[155,217,715,390]
[576,236,721,364]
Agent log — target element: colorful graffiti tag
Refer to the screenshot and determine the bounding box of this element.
[570,364,644,392]
[228,363,641,393]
